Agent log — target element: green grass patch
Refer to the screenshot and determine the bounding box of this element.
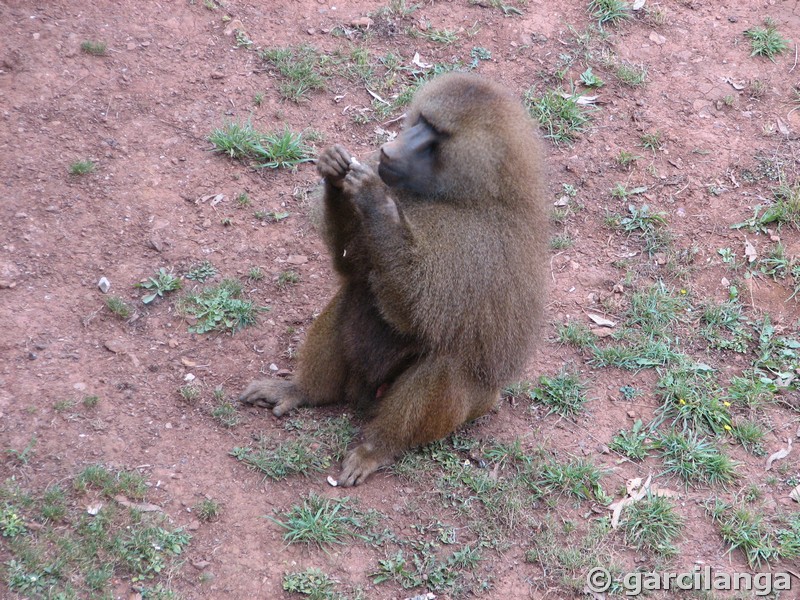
[177,278,263,334]
[283,567,346,598]
[193,499,221,522]
[528,367,590,417]
[137,267,181,304]
[261,45,326,102]
[657,430,737,487]
[525,87,593,145]
[268,493,373,549]
[230,415,355,481]
[104,296,132,319]
[537,457,609,502]
[707,501,779,567]
[69,160,96,175]
[556,321,597,349]
[654,365,732,434]
[1,473,189,598]
[80,40,107,56]
[700,299,752,352]
[745,18,790,61]
[185,260,217,282]
[621,494,683,557]
[730,420,767,456]
[588,0,630,28]
[209,120,315,169]
[526,517,626,596]
[615,61,647,86]
[609,419,652,461]
[74,465,148,499]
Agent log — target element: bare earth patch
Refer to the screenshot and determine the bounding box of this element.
[1,1,799,599]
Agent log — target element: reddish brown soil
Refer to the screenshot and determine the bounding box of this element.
[1,1,799,599]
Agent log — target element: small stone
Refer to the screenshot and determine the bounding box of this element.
[223,19,245,36]
[104,339,129,354]
[286,254,308,265]
[210,71,225,80]
[350,16,373,28]
[98,277,111,293]
[269,363,279,371]
[149,235,164,252]
[0,262,19,288]
[307,28,316,35]
[28,352,37,360]
[649,31,666,45]
[627,411,637,419]
[127,42,137,50]
[192,560,211,570]
[73,382,87,392]
[184,373,196,382]
[165,422,173,429]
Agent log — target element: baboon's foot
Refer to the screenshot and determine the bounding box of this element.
[338,442,393,487]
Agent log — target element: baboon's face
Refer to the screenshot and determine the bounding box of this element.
[378,116,442,195]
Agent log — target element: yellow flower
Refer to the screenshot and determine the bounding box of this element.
[723,424,732,431]
[678,398,686,405]
[680,289,687,295]
[723,401,731,407]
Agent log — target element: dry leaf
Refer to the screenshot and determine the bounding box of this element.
[723,77,746,90]
[114,495,162,512]
[558,94,598,105]
[588,313,616,328]
[776,117,790,136]
[766,437,793,470]
[554,195,570,207]
[181,357,197,367]
[744,239,757,263]
[632,0,646,9]
[87,502,103,515]
[412,52,432,69]
[790,485,800,503]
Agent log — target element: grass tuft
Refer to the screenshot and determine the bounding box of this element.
[80,40,107,56]
[588,0,630,28]
[177,278,263,334]
[525,87,593,145]
[209,120,314,169]
[745,18,790,61]
[69,160,96,175]
[621,494,683,556]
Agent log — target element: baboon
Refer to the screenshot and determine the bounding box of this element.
[240,72,547,486]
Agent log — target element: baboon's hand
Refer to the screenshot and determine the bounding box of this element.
[238,379,303,417]
[343,161,399,222]
[317,144,353,188]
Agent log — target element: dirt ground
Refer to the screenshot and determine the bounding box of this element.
[1,0,799,598]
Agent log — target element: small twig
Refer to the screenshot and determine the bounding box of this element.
[381,113,406,126]
[790,43,798,73]
[366,87,390,105]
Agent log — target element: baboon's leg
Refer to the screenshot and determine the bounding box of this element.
[338,358,497,486]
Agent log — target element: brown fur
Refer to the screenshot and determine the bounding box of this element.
[240,72,548,486]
